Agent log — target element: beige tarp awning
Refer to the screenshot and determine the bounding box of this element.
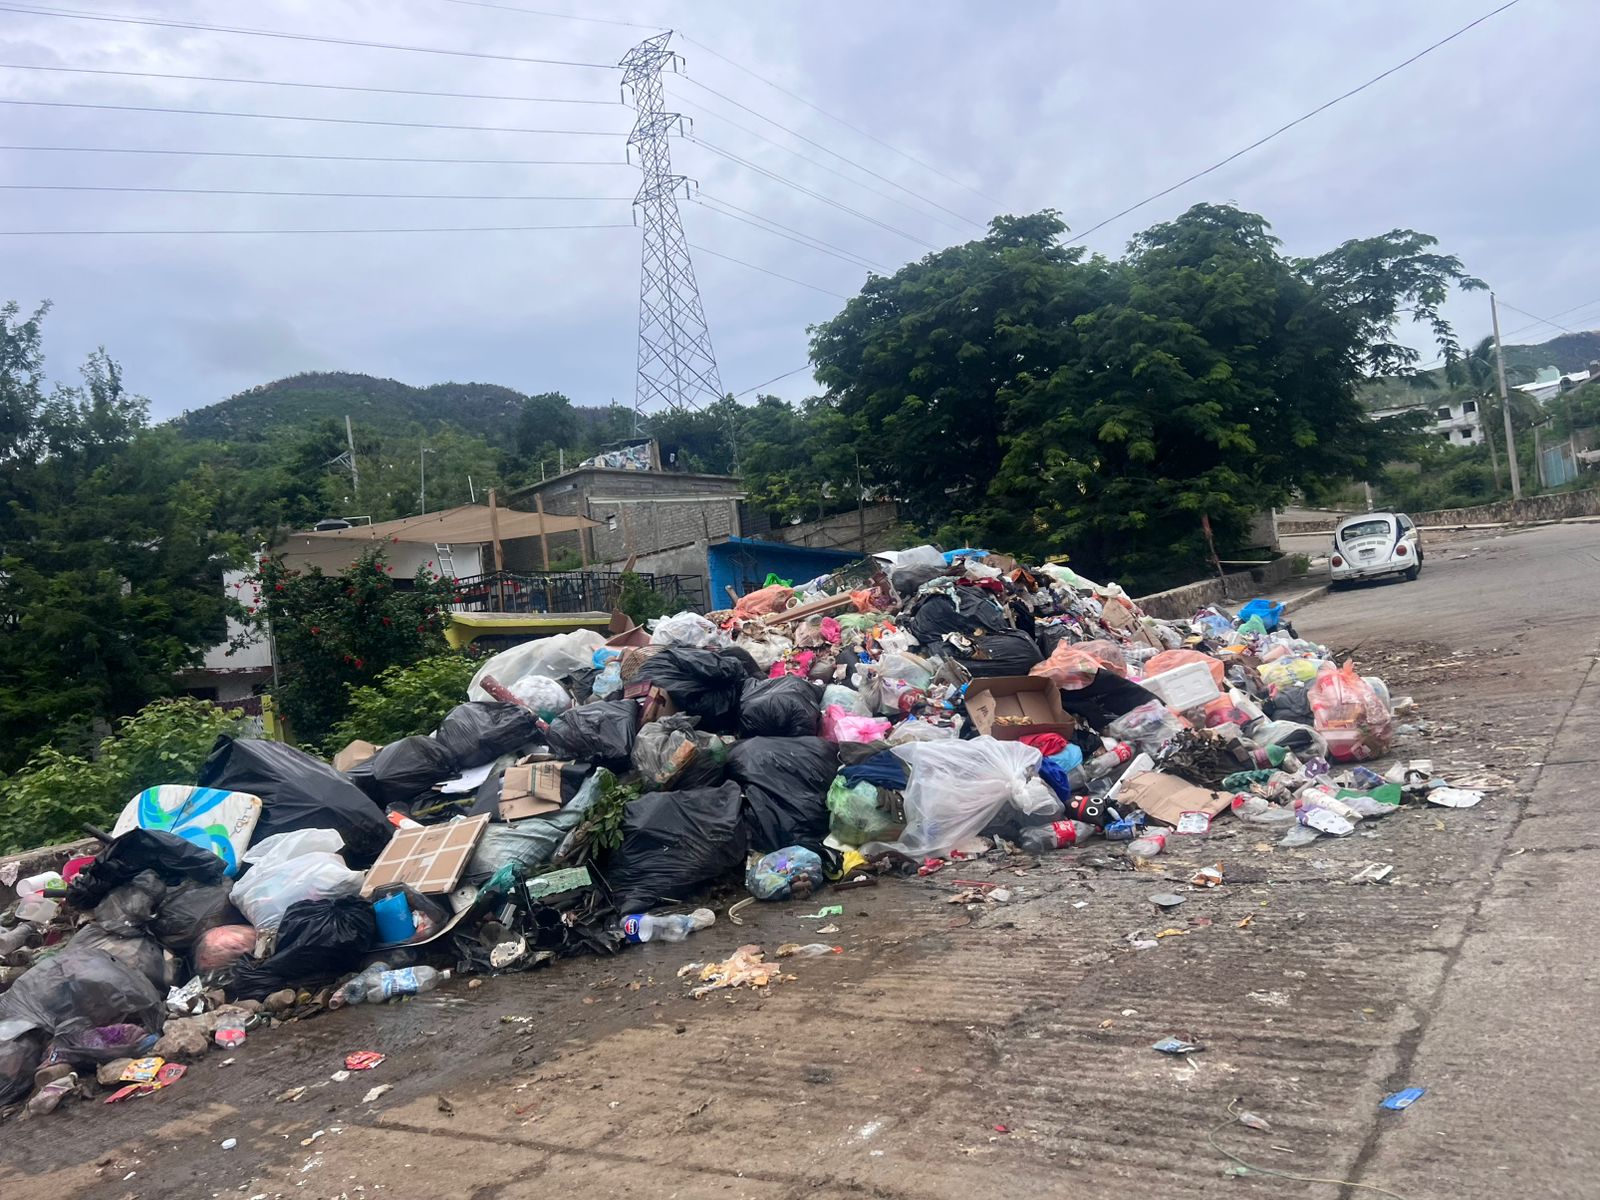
[296,504,598,545]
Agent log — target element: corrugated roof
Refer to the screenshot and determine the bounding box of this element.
[296,504,598,545]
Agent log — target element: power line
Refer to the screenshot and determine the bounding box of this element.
[675,32,1008,210]
[437,0,660,31]
[675,77,985,229]
[689,135,938,250]
[0,98,624,138]
[0,61,623,105]
[0,3,621,69]
[674,94,975,235]
[1074,0,1523,243]
[734,363,813,399]
[1494,298,1580,337]
[694,192,886,272]
[0,144,631,167]
[0,222,638,236]
[0,183,634,200]
[688,242,851,299]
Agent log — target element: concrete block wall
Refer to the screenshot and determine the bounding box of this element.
[508,470,744,565]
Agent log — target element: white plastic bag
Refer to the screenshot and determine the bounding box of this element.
[229,829,363,935]
[507,674,571,719]
[648,611,729,649]
[468,629,607,701]
[863,738,1044,859]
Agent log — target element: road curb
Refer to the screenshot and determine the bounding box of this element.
[1279,582,1331,611]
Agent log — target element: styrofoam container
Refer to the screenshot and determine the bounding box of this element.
[1142,660,1222,711]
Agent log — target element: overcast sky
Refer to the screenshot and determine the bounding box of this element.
[0,0,1592,421]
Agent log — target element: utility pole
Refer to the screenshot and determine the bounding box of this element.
[419,446,433,514]
[344,414,358,499]
[620,32,724,420]
[1491,292,1522,500]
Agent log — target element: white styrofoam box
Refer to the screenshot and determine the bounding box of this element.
[1142,660,1222,711]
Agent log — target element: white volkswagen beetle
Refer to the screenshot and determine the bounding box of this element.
[1329,512,1422,585]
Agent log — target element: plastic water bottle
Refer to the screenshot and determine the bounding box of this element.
[366,965,451,1003]
[1126,831,1168,863]
[1230,794,1295,826]
[1017,820,1094,853]
[621,907,715,944]
[1070,742,1134,788]
[331,962,391,1009]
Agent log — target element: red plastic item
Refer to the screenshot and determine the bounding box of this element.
[345,1051,386,1071]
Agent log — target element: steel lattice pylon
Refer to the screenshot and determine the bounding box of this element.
[621,32,723,421]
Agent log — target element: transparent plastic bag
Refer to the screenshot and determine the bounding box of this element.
[467,629,607,699]
[827,777,901,845]
[229,830,363,935]
[1308,661,1393,761]
[744,846,824,901]
[821,683,871,716]
[507,674,572,720]
[1106,700,1187,755]
[821,705,893,744]
[886,720,956,746]
[648,611,729,649]
[863,738,1044,859]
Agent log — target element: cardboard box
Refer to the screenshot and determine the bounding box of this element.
[497,760,568,821]
[1118,771,1232,827]
[332,740,380,773]
[964,676,1076,742]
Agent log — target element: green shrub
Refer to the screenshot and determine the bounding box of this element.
[324,653,479,751]
[616,570,679,624]
[0,698,246,854]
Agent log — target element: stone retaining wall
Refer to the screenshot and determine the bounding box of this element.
[1135,555,1297,620]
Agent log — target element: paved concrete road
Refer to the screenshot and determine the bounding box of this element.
[2,523,1595,1199]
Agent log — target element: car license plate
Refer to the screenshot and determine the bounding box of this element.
[1359,548,1376,559]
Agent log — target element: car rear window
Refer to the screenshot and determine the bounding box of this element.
[1339,519,1392,542]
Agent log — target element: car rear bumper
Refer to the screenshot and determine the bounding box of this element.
[1331,560,1410,581]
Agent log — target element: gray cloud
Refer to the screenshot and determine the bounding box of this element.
[0,0,1591,421]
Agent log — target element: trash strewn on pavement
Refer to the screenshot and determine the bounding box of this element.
[0,543,1492,1120]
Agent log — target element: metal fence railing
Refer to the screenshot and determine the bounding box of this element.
[453,570,706,615]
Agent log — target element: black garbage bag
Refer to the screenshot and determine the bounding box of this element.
[603,782,749,914]
[91,870,167,935]
[726,736,838,853]
[949,629,1043,678]
[197,736,393,867]
[738,676,821,738]
[0,1029,48,1106]
[434,702,541,767]
[1265,684,1315,725]
[347,735,462,810]
[150,880,239,953]
[0,946,164,1046]
[544,700,637,766]
[67,829,226,910]
[1055,671,1162,728]
[637,646,748,732]
[907,589,1011,647]
[230,896,377,1001]
[66,923,170,990]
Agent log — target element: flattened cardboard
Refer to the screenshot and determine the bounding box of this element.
[333,740,380,773]
[1119,772,1232,827]
[964,676,1076,742]
[497,761,566,821]
[361,813,489,896]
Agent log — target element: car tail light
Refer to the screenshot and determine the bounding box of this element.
[1395,543,1408,556]
[1331,555,1343,567]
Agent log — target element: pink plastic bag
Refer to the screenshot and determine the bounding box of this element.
[733,584,794,619]
[1030,643,1104,691]
[193,924,257,972]
[1307,660,1393,761]
[821,704,892,743]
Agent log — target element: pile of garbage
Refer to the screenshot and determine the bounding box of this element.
[0,545,1476,1120]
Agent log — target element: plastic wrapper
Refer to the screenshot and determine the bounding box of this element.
[738,676,821,738]
[229,829,364,935]
[604,782,750,914]
[745,846,825,901]
[827,776,904,845]
[1106,701,1188,755]
[544,699,638,765]
[863,738,1046,859]
[1308,661,1393,761]
[468,629,607,699]
[66,828,227,910]
[507,675,572,720]
[194,925,257,973]
[726,736,839,853]
[434,702,541,766]
[230,896,377,1001]
[197,736,393,868]
[647,611,729,649]
[638,646,750,731]
[821,705,893,744]
[0,946,164,1045]
[347,735,462,810]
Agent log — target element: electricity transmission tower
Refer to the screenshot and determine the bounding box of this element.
[620,32,723,424]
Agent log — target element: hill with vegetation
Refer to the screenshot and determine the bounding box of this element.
[1362,329,1600,410]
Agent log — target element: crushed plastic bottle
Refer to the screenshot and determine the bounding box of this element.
[1127,831,1168,863]
[1017,820,1094,853]
[365,965,451,1003]
[1069,742,1134,789]
[620,908,715,944]
[1230,794,1295,826]
[331,962,391,1009]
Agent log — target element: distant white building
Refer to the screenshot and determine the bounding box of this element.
[176,568,273,707]
[1370,396,1485,446]
[1515,365,1592,404]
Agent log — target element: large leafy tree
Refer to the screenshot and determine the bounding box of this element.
[0,301,239,770]
[808,204,1483,590]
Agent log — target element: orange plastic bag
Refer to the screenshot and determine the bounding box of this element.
[1307,660,1393,761]
[1144,648,1225,688]
[1030,642,1105,691]
[733,584,794,619]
